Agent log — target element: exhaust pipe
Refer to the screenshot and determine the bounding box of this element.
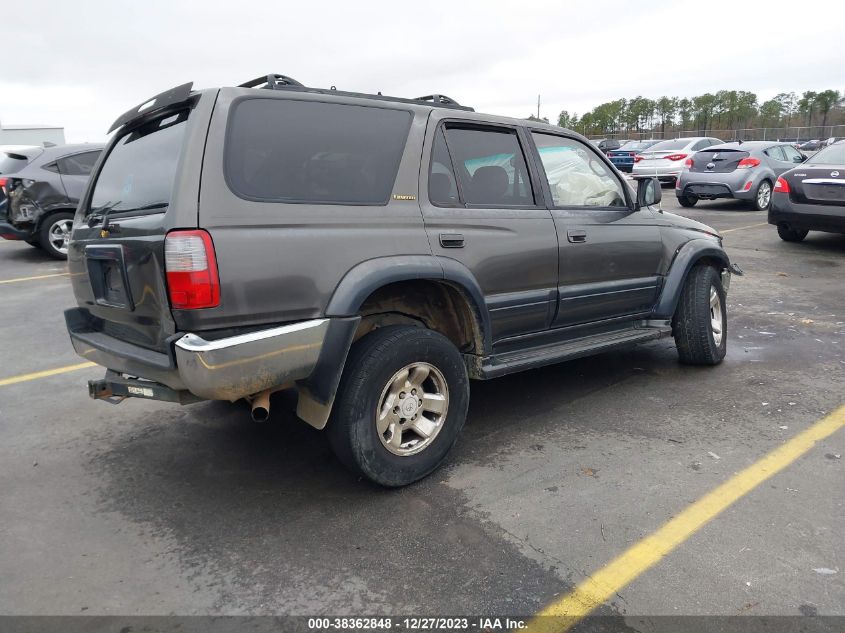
[250,389,272,423]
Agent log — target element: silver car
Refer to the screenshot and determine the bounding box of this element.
[631,137,723,183]
[675,141,806,210]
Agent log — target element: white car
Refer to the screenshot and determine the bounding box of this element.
[631,137,722,183]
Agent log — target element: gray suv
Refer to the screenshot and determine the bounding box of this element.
[64,74,739,486]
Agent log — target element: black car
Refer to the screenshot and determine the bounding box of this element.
[0,143,104,258]
[769,141,845,242]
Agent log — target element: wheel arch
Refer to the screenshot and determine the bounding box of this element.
[653,239,731,319]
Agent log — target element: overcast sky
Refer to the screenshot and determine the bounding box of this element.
[2,0,844,143]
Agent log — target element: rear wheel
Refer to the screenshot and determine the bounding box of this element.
[673,265,727,365]
[326,325,469,487]
[677,194,698,208]
[39,212,74,259]
[751,180,772,211]
[777,223,809,242]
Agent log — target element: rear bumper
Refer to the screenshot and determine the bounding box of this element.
[65,307,336,401]
[768,195,845,233]
[0,221,33,241]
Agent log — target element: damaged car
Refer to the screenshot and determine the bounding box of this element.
[0,144,104,258]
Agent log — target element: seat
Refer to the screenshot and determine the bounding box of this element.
[468,165,508,205]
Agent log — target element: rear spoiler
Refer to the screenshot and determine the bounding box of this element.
[107,82,193,134]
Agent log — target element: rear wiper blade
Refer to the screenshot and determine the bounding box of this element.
[87,200,120,227]
[101,202,169,232]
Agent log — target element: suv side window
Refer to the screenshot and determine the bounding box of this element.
[429,128,460,207]
[225,99,412,205]
[441,125,535,207]
[531,133,626,208]
[57,151,101,176]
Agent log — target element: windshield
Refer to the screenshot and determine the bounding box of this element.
[87,110,188,217]
[806,143,845,165]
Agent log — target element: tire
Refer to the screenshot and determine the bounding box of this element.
[777,223,809,242]
[326,325,470,487]
[677,194,698,208]
[38,212,74,259]
[672,265,727,365]
[751,180,772,211]
[25,239,42,249]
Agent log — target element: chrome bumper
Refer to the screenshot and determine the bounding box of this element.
[174,319,330,400]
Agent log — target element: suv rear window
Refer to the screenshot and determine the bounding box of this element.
[87,110,188,217]
[0,151,38,174]
[224,99,412,205]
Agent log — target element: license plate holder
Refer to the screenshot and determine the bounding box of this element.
[85,244,135,310]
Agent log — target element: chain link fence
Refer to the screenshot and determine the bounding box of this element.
[589,125,845,142]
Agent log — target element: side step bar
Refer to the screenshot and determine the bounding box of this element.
[476,326,672,379]
[89,370,203,405]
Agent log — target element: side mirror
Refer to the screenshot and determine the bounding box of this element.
[795,154,806,163]
[636,177,662,208]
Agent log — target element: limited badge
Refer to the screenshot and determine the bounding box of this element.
[392,194,416,201]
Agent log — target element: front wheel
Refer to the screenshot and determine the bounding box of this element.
[326,325,470,487]
[673,265,727,365]
[38,212,74,259]
[777,223,809,242]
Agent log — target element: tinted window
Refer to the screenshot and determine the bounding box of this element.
[225,99,412,205]
[429,128,459,206]
[532,133,626,208]
[442,126,534,207]
[57,151,101,176]
[88,110,188,217]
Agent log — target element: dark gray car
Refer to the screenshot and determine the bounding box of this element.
[0,143,104,258]
[676,141,807,211]
[64,74,739,486]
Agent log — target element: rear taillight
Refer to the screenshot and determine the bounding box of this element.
[774,177,791,193]
[634,155,643,163]
[684,158,693,168]
[164,230,220,309]
[736,157,761,169]
[0,177,6,194]
[665,153,688,162]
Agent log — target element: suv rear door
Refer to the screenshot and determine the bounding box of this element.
[68,93,214,353]
[420,115,558,344]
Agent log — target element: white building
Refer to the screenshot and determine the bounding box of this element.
[0,123,66,146]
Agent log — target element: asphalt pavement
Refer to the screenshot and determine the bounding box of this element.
[0,195,842,622]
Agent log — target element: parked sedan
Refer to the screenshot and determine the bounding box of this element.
[769,140,845,242]
[631,137,723,184]
[675,141,806,210]
[607,139,661,172]
[0,144,104,258]
[798,139,822,151]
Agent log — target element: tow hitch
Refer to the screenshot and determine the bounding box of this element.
[88,370,203,405]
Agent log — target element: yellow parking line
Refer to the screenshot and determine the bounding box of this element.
[0,361,97,387]
[0,272,70,284]
[720,222,768,234]
[529,404,845,633]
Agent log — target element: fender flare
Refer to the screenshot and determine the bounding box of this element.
[325,254,492,353]
[653,239,731,319]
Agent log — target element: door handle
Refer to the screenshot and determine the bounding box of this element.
[567,229,587,243]
[439,233,465,248]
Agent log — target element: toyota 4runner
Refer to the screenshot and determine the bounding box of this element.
[65,74,739,486]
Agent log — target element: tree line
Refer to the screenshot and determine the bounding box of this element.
[558,89,844,137]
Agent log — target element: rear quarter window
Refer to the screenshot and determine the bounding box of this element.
[224,98,412,205]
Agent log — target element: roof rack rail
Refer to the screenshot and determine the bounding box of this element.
[414,94,464,107]
[238,74,305,90]
[237,73,473,111]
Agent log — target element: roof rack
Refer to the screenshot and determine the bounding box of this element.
[239,73,473,111]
